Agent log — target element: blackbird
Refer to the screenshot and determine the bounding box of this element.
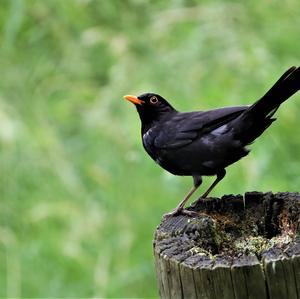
[124,66,300,217]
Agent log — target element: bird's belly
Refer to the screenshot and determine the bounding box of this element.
[155,149,214,176]
[150,137,248,176]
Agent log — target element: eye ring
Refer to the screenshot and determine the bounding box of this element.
[150,96,158,104]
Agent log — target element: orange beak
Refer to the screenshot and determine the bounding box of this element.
[123,95,144,105]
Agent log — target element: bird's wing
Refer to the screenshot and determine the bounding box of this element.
[153,106,248,149]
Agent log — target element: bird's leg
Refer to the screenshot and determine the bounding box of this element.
[199,169,226,200]
[164,176,202,218]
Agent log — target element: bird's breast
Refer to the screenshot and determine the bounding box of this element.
[142,128,157,158]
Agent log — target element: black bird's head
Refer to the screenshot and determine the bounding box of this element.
[124,93,176,129]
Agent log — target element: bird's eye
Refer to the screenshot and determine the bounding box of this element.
[150,96,158,104]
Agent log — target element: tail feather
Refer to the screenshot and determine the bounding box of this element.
[247,66,300,116]
[233,66,300,144]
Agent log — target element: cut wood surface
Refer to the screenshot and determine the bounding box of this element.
[153,192,300,299]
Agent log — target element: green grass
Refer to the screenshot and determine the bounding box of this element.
[0,0,300,297]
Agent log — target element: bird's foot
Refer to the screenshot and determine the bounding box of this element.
[163,208,199,218]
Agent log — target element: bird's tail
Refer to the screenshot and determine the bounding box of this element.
[247,66,300,117]
[233,66,300,144]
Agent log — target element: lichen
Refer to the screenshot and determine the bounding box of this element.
[233,236,273,256]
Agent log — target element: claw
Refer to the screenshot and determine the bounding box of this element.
[163,208,199,218]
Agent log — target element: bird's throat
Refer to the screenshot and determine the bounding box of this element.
[136,106,176,134]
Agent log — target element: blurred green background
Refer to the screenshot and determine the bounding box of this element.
[0,0,300,297]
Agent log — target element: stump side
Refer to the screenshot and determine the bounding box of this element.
[153,192,300,299]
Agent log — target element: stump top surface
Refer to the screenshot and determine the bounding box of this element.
[154,192,300,266]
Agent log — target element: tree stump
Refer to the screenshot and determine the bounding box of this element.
[153,192,300,299]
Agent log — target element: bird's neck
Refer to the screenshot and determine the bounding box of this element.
[138,108,177,135]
